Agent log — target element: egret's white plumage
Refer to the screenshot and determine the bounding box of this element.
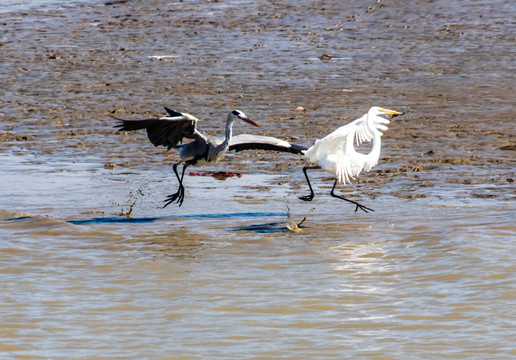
[227,106,402,212]
[299,106,402,212]
[304,106,398,184]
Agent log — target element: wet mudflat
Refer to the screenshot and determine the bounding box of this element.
[1,0,515,358]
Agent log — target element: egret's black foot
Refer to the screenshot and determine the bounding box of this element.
[329,182,374,213]
[298,194,314,202]
[354,202,374,213]
[163,186,185,208]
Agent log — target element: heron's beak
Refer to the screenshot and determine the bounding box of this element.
[379,108,403,117]
[244,118,260,128]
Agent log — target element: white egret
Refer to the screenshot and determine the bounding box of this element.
[300,106,402,212]
[228,106,402,213]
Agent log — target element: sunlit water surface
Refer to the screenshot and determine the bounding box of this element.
[1,153,514,359]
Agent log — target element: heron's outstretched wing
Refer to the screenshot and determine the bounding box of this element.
[114,107,202,149]
[229,134,307,154]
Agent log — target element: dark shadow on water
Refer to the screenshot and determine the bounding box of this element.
[230,222,290,233]
[5,216,32,222]
[66,212,286,225]
[3,213,306,233]
[231,221,308,233]
[69,217,162,225]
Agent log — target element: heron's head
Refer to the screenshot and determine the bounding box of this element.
[230,110,260,127]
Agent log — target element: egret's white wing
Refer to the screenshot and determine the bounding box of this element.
[354,115,390,145]
[350,115,371,145]
[305,115,376,161]
[305,123,362,184]
[304,120,357,162]
[335,128,366,184]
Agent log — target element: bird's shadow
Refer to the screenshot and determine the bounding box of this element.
[230,222,290,233]
[6,212,307,234]
[66,212,285,225]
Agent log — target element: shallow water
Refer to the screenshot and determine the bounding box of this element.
[0,0,100,13]
[1,0,516,358]
[2,154,515,359]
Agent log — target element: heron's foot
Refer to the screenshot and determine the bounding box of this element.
[163,186,185,208]
[353,202,375,213]
[298,194,314,202]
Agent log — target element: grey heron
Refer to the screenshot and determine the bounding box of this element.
[115,107,259,207]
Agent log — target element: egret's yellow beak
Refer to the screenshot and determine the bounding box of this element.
[379,108,403,116]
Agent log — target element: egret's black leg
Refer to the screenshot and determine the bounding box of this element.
[330,179,374,213]
[298,166,321,201]
[163,164,188,208]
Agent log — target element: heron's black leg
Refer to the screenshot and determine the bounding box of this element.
[329,179,374,213]
[163,163,189,208]
[298,166,320,201]
[176,164,188,206]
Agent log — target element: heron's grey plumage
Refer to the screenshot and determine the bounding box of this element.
[115,107,259,207]
[229,134,308,154]
[114,107,202,150]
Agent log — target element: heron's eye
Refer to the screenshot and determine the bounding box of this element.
[232,110,240,116]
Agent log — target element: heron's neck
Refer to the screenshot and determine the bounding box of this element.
[220,118,235,149]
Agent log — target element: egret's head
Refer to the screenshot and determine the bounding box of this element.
[366,107,402,135]
[369,106,403,117]
[230,110,260,127]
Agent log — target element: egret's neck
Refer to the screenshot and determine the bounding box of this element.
[364,131,382,171]
[364,112,376,139]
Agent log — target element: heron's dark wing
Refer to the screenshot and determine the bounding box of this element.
[229,134,307,155]
[114,108,199,149]
[164,107,184,118]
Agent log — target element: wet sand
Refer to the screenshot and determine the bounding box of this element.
[1,0,515,358]
[1,0,515,199]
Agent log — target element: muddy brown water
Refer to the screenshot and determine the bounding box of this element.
[1,0,515,358]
